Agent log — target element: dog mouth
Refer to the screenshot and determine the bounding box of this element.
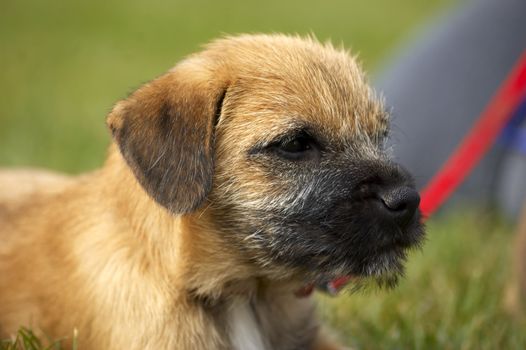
[285,210,425,296]
[253,207,424,294]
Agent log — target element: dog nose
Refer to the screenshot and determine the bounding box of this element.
[376,186,420,227]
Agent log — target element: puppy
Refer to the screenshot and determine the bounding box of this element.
[0,34,424,349]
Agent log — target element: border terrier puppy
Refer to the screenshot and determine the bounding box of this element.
[0,34,424,349]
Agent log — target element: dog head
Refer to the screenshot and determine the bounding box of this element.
[107,34,425,288]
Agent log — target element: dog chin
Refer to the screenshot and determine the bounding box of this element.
[316,242,413,291]
[357,249,407,286]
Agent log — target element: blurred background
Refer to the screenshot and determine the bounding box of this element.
[2,0,525,349]
[0,0,452,172]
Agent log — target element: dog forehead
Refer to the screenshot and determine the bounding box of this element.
[208,34,387,140]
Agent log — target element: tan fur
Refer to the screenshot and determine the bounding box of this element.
[0,34,391,349]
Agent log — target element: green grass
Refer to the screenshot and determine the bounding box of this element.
[0,328,77,350]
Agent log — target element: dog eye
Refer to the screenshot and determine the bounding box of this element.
[281,137,311,152]
[273,134,318,160]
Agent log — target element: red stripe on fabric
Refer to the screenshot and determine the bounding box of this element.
[419,51,526,218]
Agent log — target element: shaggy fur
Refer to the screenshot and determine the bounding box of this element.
[0,34,424,349]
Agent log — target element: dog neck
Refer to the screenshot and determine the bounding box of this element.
[223,287,318,350]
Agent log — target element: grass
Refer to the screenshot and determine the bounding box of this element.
[0,328,77,350]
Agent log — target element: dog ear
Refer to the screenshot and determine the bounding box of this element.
[107,60,228,213]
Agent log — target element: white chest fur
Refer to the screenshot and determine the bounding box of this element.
[228,300,269,350]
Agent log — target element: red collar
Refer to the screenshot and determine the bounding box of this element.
[294,276,352,298]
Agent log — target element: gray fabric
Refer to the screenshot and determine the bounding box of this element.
[375,0,526,219]
[497,150,526,218]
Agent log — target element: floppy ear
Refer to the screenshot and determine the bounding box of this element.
[107,60,228,213]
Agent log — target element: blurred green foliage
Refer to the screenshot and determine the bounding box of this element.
[1,0,453,172]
